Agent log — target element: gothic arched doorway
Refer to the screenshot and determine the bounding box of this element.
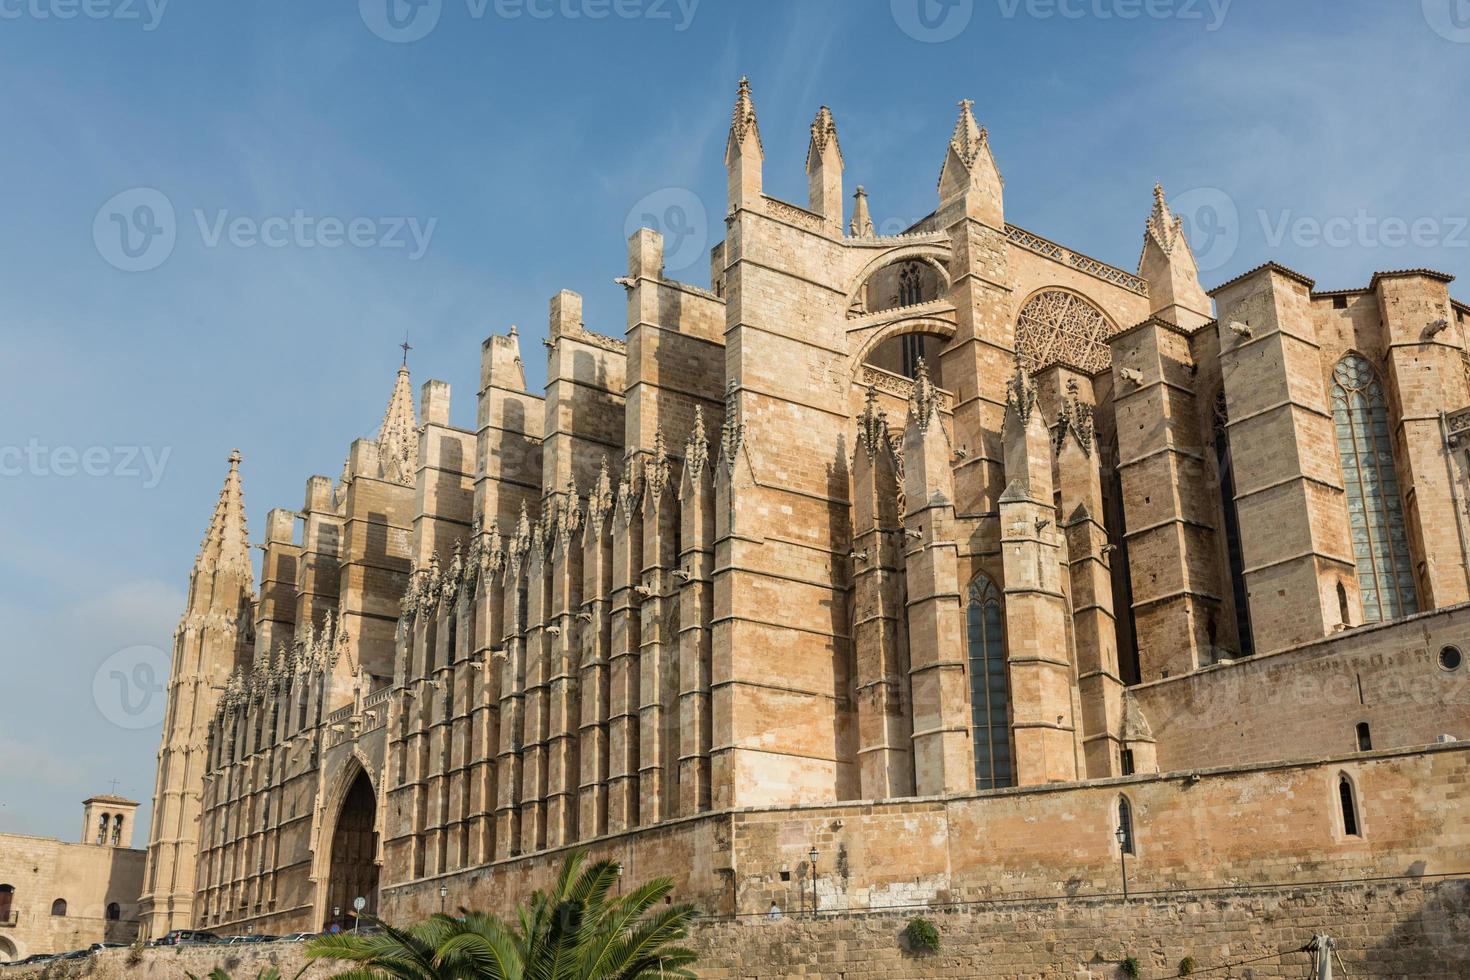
[324,769,379,930]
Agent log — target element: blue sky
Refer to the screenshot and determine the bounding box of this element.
[1,0,1466,841]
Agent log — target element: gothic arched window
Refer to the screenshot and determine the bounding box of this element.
[898,262,923,307]
[1213,391,1254,656]
[1330,355,1417,622]
[966,575,1013,790]
[1117,796,1136,855]
[1338,774,1362,837]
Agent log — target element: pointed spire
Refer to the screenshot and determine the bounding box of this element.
[937,99,1004,223]
[909,359,941,433]
[1004,353,1038,427]
[805,105,843,173]
[376,363,418,486]
[725,76,763,164]
[949,99,986,168]
[1145,182,1185,255]
[849,186,875,238]
[195,449,252,578]
[587,456,615,532]
[1138,182,1213,329]
[685,406,710,479]
[648,428,672,501]
[858,386,891,459]
[1054,378,1095,457]
[718,379,745,472]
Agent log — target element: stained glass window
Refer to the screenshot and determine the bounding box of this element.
[1330,355,1417,622]
[966,575,1013,790]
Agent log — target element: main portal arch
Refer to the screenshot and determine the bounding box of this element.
[323,768,379,930]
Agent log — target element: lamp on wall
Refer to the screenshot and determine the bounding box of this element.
[808,847,819,915]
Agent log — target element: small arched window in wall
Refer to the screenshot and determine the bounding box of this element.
[112,814,123,846]
[966,575,1013,790]
[97,812,110,845]
[1356,722,1372,752]
[106,902,121,921]
[51,899,67,917]
[1212,390,1254,657]
[1331,355,1418,622]
[1117,796,1136,855]
[1338,774,1362,837]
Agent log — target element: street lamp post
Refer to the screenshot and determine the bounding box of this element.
[439,883,448,915]
[808,847,819,916]
[1114,825,1129,901]
[332,906,341,933]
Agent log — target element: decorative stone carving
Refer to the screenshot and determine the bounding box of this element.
[1015,289,1119,374]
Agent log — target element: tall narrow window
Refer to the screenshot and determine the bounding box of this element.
[97,813,109,845]
[1331,355,1418,622]
[1338,775,1361,837]
[898,262,923,306]
[1213,390,1254,656]
[966,575,1013,790]
[1117,797,1135,855]
[112,815,123,846]
[1356,722,1372,752]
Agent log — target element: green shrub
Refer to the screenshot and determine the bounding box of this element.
[903,915,941,954]
[1121,955,1141,979]
[1178,955,1196,976]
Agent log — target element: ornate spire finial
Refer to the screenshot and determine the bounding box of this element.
[849,185,874,237]
[909,359,940,432]
[376,361,419,486]
[1145,181,1185,255]
[1004,352,1038,427]
[805,105,843,173]
[858,385,891,459]
[726,75,763,161]
[686,406,710,479]
[195,448,251,578]
[719,379,745,471]
[400,337,412,368]
[1055,377,1095,456]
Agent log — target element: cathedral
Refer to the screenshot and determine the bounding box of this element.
[138,80,1470,945]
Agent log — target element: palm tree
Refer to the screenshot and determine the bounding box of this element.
[306,849,699,979]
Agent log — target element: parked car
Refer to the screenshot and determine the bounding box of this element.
[153,929,221,946]
[59,949,90,960]
[282,932,318,942]
[88,942,128,953]
[17,953,58,964]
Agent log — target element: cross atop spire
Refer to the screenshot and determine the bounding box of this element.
[400,337,413,367]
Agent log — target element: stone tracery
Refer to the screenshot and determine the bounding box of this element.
[1014,289,1118,374]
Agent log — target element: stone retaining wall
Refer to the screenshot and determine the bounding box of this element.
[6,877,1465,979]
